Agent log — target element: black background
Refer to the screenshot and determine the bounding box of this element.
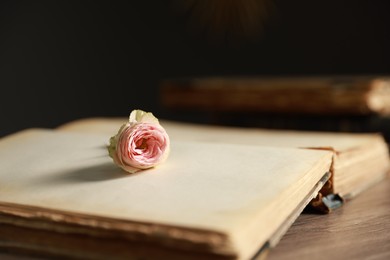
[1,1,389,137]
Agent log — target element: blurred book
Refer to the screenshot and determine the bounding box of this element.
[160,76,390,142]
[161,76,390,115]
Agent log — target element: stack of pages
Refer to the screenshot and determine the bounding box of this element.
[0,118,388,259]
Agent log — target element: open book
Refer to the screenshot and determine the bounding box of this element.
[0,127,334,259]
[2,117,389,259]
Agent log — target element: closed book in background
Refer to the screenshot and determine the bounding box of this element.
[160,76,390,141]
[161,76,390,115]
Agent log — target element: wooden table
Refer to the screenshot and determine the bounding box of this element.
[268,177,390,260]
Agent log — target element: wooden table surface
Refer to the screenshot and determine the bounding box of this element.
[267,177,390,260]
[2,178,390,260]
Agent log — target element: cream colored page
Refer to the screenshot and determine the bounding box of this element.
[0,129,330,234]
[59,118,380,152]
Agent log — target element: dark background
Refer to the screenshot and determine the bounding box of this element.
[1,0,389,137]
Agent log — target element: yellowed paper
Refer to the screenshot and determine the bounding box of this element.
[0,129,332,259]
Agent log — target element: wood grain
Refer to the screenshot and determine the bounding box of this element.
[267,177,390,260]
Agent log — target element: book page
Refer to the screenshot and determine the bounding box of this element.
[59,118,383,152]
[0,129,332,259]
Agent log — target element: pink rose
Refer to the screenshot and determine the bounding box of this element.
[108,110,170,173]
